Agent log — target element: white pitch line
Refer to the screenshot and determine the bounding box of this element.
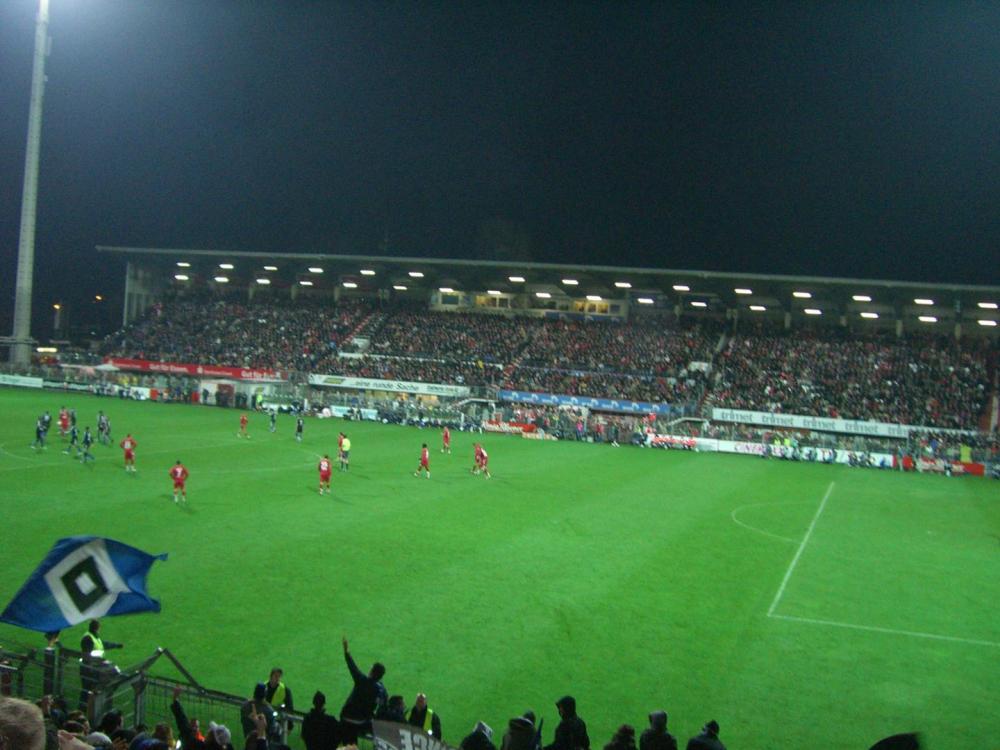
[769,613,1000,649]
[767,480,835,617]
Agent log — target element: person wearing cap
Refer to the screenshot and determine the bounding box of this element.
[407,693,442,740]
[685,721,725,750]
[460,721,497,750]
[545,697,589,750]
[169,686,239,750]
[302,691,339,750]
[240,684,277,743]
[338,636,387,744]
[639,711,677,750]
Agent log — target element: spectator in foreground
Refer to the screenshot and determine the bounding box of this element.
[545,697,589,750]
[407,693,442,740]
[170,686,236,750]
[603,726,636,750]
[239,684,276,742]
[460,721,497,750]
[685,721,725,750]
[0,696,46,750]
[639,711,677,750]
[339,637,387,744]
[500,712,537,750]
[302,691,339,750]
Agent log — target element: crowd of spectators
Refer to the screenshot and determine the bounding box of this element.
[706,329,994,430]
[98,296,997,429]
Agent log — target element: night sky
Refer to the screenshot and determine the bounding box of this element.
[2,1,999,336]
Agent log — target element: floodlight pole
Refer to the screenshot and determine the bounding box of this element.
[9,0,50,365]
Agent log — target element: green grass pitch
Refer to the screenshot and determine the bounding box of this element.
[1,388,997,749]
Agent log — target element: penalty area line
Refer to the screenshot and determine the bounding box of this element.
[767,480,835,617]
[769,613,1000,649]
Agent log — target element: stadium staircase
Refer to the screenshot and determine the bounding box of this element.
[0,642,329,750]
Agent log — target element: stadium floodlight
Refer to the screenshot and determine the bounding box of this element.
[174,274,189,281]
[734,288,752,295]
[749,305,766,311]
[308,267,324,274]
[408,271,424,278]
[263,265,278,271]
[213,276,229,283]
[978,319,998,327]
[793,291,812,299]
[977,301,997,309]
[614,282,631,289]
[860,312,879,319]
[509,275,526,283]
[439,287,455,293]
[852,294,872,302]
[52,303,60,310]
[690,300,707,308]
[176,261,191,268]
[804,308,822,315]
[36,346,57,353]
[343,282,358,289]
[586,294,602,301]
[487,290,501,296]
[219,263,234,270]
[636,297,654,304]
[672,284,690,292]
[95,294,103,301]
[255,278,271,285]
[393,285,407,291]
[360,269,376,276]
[562,279,579,286]
[918,315,937,323]
[913,298,934,305]
[535,291,551,299]
[299,280,314,287]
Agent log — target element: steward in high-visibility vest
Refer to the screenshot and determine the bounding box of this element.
[266,668,294,737]
[80,620,122,660]
[408,693,442,739]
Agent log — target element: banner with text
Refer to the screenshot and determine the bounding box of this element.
[309,374,470,397]
[374,721,458,750]
[499,389,673,415]
[0,374,43,389]
[708,408,963,438]
[106,358,286,382]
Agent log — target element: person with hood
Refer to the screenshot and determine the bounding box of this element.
[639,712,677,750]
[376,696,407,723]
[685,721,725,750]
[239,684,277,743]
[501,712,538,750]
[603,726,636,750]
[460,721,497,750]
[339,637,387,744]
[545,697,589,750]
[302,692,339,750]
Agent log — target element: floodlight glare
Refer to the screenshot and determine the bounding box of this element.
[219,263,234,270]
[174,274,189,281]
[978,319,998,327]
[393,285,407,291]
[586,295,602,301]
[852,295,872,302]
[408,271,424,278]
[672,284,690,292]
[918,316,937,323]
[793,291,812,299]
[343,282,358,289]
[256,278,271,285]
[263,265,278,271]
[509,276,526,283]
[562,279,579,286]
[734,288,752,295]
[749,305,766,311]
[213,276,229,283]
[637,297,654,304]
[914,298,934,306]
[176,261,191,268]
[860,312,879,319]
[690,301,707,308]
[360,269,376,276]
[614,282,631,289]
[439,287,455,293]
[804,308,822,315]
[535,291,551,298]
[977,302,998,309]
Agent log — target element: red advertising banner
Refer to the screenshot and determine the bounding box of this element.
[484,420,538,435]
[106,358,286,382]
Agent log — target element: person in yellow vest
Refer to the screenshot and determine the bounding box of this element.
[265,668,294,740]
[408,693,442,740]
[80,620,122,659]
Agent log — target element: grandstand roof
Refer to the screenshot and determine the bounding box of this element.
[98,245,1000,326]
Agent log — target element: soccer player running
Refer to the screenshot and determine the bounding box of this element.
[238,413,249,438]
[414,443,430,479]
[80,427,95,463]
[441,425,451,454]
[120,434,137,474]
[58,407,70,439]
[31,416,46,450]
[63,423,80,456]
[477,445,492,478]
[169,460,189,503]
[471,443,483,474]
[340,434,351,472]
[295,416,304,442]
[269,410,277,433]
[318,454,333,494]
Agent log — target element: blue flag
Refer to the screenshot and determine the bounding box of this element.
[0,537,167,632]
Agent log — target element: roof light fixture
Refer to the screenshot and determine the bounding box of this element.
[793,291,812,299]
[852,295,872,302]
[978,319,998,327]
[690,301,707,308]
[509,275,526,283]
[804,308,822,315]
[614,282,632,289]
[586,295,602,301]
[408,271,424,278]
[535,292,551,299]
[308,267,324,274]
[749,305,766,312]
[343,282,358,289]
[439,287,454,293]
[914,298,934,306]
[176,261,191,268]
[219,263,234,270]
[393,285,407,291]
[213,276,229,283]
[487,290,501,296]
[562,279,579,286]
[256,278,271,285]
[918,316,937,323]
[860,312,879,319]
[734,288,752,295]
[672,284,690,292]
[637,297,654,304]
[360,269,376,276]
[263,265,278,271]
[977,302,998,310]
[174,274,189,281]
[299,280,314,287]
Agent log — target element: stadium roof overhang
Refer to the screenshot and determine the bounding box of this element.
[97,245,1000,326]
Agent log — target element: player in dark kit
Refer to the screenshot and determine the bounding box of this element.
[414,443,431,479]
[269,410,277,433]
[63,424,80,456]
[295,417,304,442]
[31,416,47,450]
[80,427,95,463]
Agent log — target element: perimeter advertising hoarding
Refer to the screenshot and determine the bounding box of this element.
[499,389,673,415]
[709,407,966,438]
[106,358,286,382]
[374,721,458,750]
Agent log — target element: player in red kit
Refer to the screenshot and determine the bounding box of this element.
[471,443,484,474]
[238,413,249,438]
[58,407,70,439]
[318,454,332,495]
[120,434,137,474]
[414,443,430,478]
[169,460,189,503]
[441,426,451,454]
[478,445,492,478]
